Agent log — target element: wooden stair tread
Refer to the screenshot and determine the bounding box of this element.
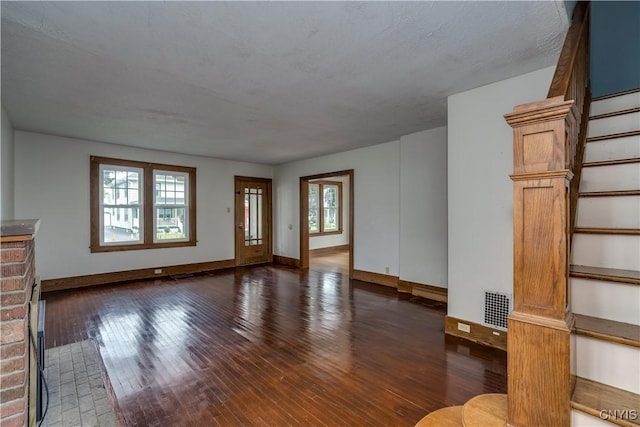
[592,87,640,101]
[579,190,640,197]
[415,406,463,427]
[574,227,640,235]
[590,107,640,121]
[462,394,507,427]
[571,265,640,285]
[574,314,640,348]
[587,130,640,143]
[572,377,640,427]
[583,157,640,167]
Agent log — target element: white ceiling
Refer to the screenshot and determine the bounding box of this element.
[1,2,569,165]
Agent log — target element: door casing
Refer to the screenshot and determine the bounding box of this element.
[299,169,354,276]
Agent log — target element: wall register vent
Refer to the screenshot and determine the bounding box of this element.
[484,290,512,330]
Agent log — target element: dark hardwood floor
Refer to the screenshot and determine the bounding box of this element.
[43,265,506,426]
[309,249,350,276]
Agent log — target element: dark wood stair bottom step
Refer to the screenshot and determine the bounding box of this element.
[572,377,640,427]
[574,314,640,348]
[571,265,640,285]
[415,406,463,427]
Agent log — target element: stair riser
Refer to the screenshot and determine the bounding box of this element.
[572,410,619,427]
[585,134,640,163]
[588,112,640,139]
[575,335,640,394]
[591,92,640,117]
[576,196,640,229]
[572,234,640,271]
[580,163,640,192]
[571,278,640,325]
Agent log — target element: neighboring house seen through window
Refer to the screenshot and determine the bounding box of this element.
[309,181,342,235]
[90,156,196,252]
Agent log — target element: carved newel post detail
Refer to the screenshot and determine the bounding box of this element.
[504,96,577,427]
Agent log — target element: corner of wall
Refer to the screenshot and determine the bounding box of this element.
[446,66,555,326]
[1,106,16,221]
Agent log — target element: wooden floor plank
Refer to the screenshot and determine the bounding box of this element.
[43,265,507,426]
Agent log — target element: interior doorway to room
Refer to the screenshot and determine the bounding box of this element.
[300,170,354,277]
[235,176,272,266]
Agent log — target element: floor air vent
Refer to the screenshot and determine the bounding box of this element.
[484,290,511,330]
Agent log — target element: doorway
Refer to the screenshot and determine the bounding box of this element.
[300,170,354,276]
[235,176,272,266]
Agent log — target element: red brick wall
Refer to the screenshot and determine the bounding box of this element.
[0,239,35,427]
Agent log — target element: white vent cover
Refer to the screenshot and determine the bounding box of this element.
[484,290,512,330]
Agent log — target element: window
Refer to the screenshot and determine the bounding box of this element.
[153,170,188,243]
[309,180,342,235]
[90,156,196,252]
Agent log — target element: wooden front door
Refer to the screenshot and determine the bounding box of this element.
[235,176,272,266]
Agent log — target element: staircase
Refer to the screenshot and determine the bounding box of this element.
[570,89,640,426]
[415,90,640,427]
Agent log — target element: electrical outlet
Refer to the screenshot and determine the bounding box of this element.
[457,322,471,333]
[154,269,162,274]
[384,266,390,274]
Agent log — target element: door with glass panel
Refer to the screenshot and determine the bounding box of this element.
[235,177,272,266]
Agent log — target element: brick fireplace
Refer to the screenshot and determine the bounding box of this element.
[1,219,40,427]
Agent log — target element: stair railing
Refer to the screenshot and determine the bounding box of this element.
[548,1,592,238]
[503,2,590,426]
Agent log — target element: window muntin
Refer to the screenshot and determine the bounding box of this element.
[244,187,263,246]
[90,156,196,252]
[309,183,320,233]
[308,181,342,235]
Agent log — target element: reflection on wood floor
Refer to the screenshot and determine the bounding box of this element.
[309,248,350,276]
[44,265,506,427]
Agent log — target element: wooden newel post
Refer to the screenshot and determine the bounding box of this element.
[504,96,577,427]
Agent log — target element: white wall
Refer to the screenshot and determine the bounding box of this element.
[399,127,448,288]
[274,141,400,276]
[1,106,15,220]
[14,131,273,280]
[447,66,555,325]
[309,175,350,250]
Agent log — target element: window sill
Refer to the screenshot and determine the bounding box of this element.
[90,240,197,253]
[309,230,343,237]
